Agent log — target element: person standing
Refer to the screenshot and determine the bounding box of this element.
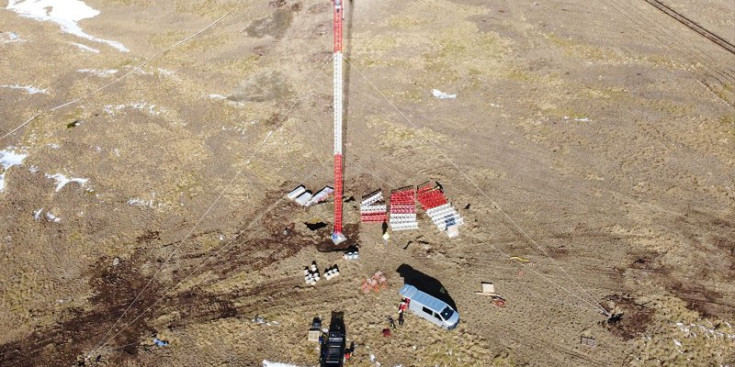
[381,220,390,246]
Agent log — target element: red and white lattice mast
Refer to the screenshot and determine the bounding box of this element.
[331,0,347,244]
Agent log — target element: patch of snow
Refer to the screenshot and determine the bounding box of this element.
[28,165,39,173]
[44,173,88,192]
[127,197,158,209]
[48,143,61,149]
[70,42,99,53]
[78,68,118,78]
[0,31,23,43]
[1,84,48,94]
[45,211,61,222]
[563,116,591,123]
[104,102,164,116]
[0,148,28,192]
[208,93,227,100]
[431,88,457,99]
[33,208,44,220]
[7,0,129,52]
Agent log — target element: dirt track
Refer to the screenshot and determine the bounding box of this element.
[1,0,734,366]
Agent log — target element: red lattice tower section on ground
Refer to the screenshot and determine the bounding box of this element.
[389,187,418,231]
[417,182,448,210]
[417,181,464,237]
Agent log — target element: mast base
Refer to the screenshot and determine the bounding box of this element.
[331,232,347,245]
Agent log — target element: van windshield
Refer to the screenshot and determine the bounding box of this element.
[440,306,454,320]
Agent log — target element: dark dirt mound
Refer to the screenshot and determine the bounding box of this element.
[601,294,654,340]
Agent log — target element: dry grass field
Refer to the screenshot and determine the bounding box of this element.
[0,0,733,366]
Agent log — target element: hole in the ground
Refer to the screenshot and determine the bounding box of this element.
[304,222,328,231]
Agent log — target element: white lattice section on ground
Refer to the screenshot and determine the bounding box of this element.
[389,187,418,231]
[426,203,464,231]
[417,182,463,237]
[360,190,388,223]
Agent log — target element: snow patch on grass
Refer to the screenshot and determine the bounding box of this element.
[6,0,128,52]
[78,68,118,77]
[0,148,28,192]
[104,102,165,116]
[1,84,48,94]
[70,42,100,53]
[0,31,23,43]
[44,173,88,192]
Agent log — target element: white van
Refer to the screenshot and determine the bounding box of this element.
[399,284,459,330]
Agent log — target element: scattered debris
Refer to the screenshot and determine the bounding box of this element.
[308,316,322,342]
[45,211,61,223]
[253,315,267,324]
[475,282,496,296]
[152,337,169,347]
[381,328,391,337]
[286,184,333,207]
[580,335,597,347]
[389,187,418,231]
[343,245,359,260]
[304,261,321,285]
[361,271,387,293]
[112,257,120,266]
[431,88,457,99]
[360,189,388,223]
[491,295,506,307]
[67,119,81,128]
[324,265,340,280]
[306,186,333,206]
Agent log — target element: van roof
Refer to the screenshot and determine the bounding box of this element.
[399,284,452,313]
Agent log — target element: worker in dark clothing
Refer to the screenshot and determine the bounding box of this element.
[398,311,405,326]
[387,316,396,329]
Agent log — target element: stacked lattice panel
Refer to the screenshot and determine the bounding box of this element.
[417,183,463,235]
[389,187,418,231]
[360,190,387,223]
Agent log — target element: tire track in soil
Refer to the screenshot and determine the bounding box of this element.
[0,191,335,366]
[642,0,735,55]
[598,0,735,104]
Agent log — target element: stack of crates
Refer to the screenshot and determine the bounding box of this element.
[417,182,463,237]
[360,190,387,223]
[389,187,418,231]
